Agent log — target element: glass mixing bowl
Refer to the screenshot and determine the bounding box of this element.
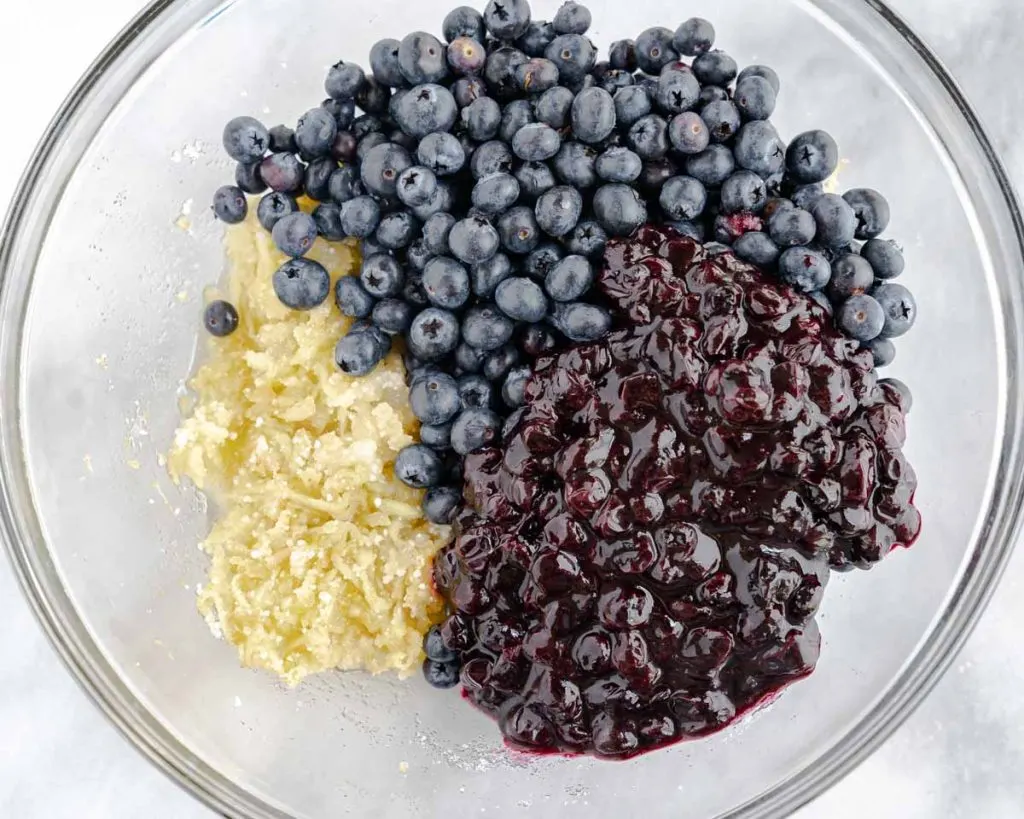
[2,0,1023,816]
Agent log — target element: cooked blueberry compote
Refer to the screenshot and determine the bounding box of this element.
[432,225,920,757]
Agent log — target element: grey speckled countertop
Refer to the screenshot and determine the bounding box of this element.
[1,0,1023,816]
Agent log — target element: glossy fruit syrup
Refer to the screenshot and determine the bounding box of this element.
[432,225,921,758]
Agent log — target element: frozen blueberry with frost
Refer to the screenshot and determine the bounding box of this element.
[273,258,331,310]
[866,337,897,368]
[516,58,560,93]
[328,165,362,204]
[673,17,715,56]
[553,142,598,188]
[827,253,875,302]
[393,84,458,138]
[553,1,591,34]
[686,144,735,186]
[295,107,338,158]
[396,166,438,208]
[519,20,557,58]
[498,206,541,254]
[313,203,345,241]
[656,70,700,116]
[482,344,519,382]
[738,64,781,94]
[567,220,607,258]
[398,31,449,85]
[734,75,776,121]
[635,27,678,74]
[659,176,707,221]
[450,216,501,264]
[545,254,593,302]
[361,142,412,198]
[733,231,780,266]
[411,373,462,426]
[768,206,816,247]
[502,365,532,407]
[693,49,738,86]
[628,115,670,161]
[417,133,466,177]
[734,121,785,178]
[572,87,617,144]
[463,97,503,141]
[325,61,365,101]
[444,5,486,42]
[525,243,565,279]
[668,112,710,155]
[515,162,557,199]
[545,34,596,84]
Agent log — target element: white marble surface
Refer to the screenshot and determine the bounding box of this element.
[1,1,1023,816]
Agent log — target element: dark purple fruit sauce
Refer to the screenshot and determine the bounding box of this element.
[432,225,921,758]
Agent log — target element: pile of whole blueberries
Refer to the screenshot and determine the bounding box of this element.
[209,0,917,526]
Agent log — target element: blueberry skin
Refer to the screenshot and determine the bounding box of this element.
[550,302,612,342]
[451,408,502,455]
[635,27,678,74]
[471,140,515,180]
[313,203,346,241]
[516,58,561,93]
[733,231,780,266]
[417,132,466,176]
[329,165,362,204]
[519,323,558,358]
[738,64,781,95]
[720,171,768,214]
[222,116,269,164]
[668,112,711,155]
[450,216,501,264]
[398,31,449,85]
[472,173,521,215]
[444,5,486,42]
[777,247,833,293]
[497,206,541,254]
[256,192,299,232]
[340,196,381,238]
[360,142,413,198]
[484,0,532,40]
[463,96,502,141]
[360,253,405,299]
[838,294,886,342]
[273,258,331,310]
[496,277,548,322]
[235,162,266,195]
[369,38,404,86]
[734,121,785,178]
[375,211,418,250]
[702,100,741,144]
[393,84,458,138]
[828,253,875,302]
[323,98,357,131]
[259,152,304,193]
[673,18,715,56]
[866,337,897,368]
[552,142,598,188]
[786,130,840,184]
[535,186,584,237]
[335,325,391,376]
[734,75,777,121]
[467,255,511,302]
[512,123,562,161]
[459,374,495,409]
[594,184,648,237]
[608,39,637,71]
[515,161,557,199]
[295,107,338,158]
[659,176,707,221]
[810,193,858,247]
[268,124,296,154]
[325,61,365,100]
[808,290,834,317]
[768,206,817,247]
[455,342,489,374]
[448,37,488,76]
[536,86,575,128]
[627,114,670,161]
[213,185,247,224]
[485,47,530,101]
[843,188,892,239]
[410,373,462,426]
[304,158,337,202]
[396,166,438,208]
[525,243,565,279]
[452,76,488,109]
[483,347,519,384]
[408,308,461,361]
[791,183,825,211]
[462,304,515,351]
[545,34,596,84]
[553,1,591,34]
[371,298,414,337]
[656,70,701,115]
[356,132,389,164]
[571,87,617,144]
[862,238,906,280]
[422,212,456,256]
[413,183,456,223]
[204,300,239,337]
[502,365,533,407]
[334,276,376,318]
[499,98,536,143]
[872,282,918,338]
[518,20,557,57]
[567,220,608,259]
[545,254,594,302]
[422,487,462,525]
[595,147,642,183]
[272,212,318,258]
[614,86,652,128]
[693,49,738,86]
[396,444,445,489]
[423,257,472,310]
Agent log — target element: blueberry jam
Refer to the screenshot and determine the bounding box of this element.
[432,225,920,758]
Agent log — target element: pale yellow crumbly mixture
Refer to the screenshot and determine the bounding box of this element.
[168,205,450,686]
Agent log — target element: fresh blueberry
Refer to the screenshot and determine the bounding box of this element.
[371,299,413,336]
[450,215,501,264]
[360,143,412,199]
[463,97,503,141]
[466,256,510,303]
[810,193,858,247]
[273,258,331,310]
[668,112,711,155]
[204,300,239,337]
[701,100,741,144]
[444,5,487,42]
[698,85,729,109]
[497,206,541,254]
[423,257,472,309]
[485,47,530,100]
[599,69,634,94]
[525,243,565,279]
[738,64,781,94]
[455,342,488,374]
[325,61,365,101]
[608,39,637,71]
[733,231,780,266]
[656,70,700,116]
[313,202,346,240]
[398,31,449,85]
[545,34,596,84]
[420,421,454,453]
[734,121,785,178]
[768,206,816,247]
[791,183,825,211]
[518,20,557,57]
[259,152,304,193]
[393,84,458,138]
[360,253,404,298]
[369,38,404,86]
[334,276,376,318]
[734,75,777,121]
[256,192,299,231]
[458,374,494,409]
[499,98,536,143]
[396,444,445,488]
[659,175,707,221]
[272,212,318,258]
[351,114,383,141]
[356,132,390,163]
[571,87,617,144]
[222,116,269,164]
[295,108,338,159]
[451,408,502,455]
[422,487,462,525]
[448,37,488,76]
[594,183,648,236]
[778,247,833,293]
[395,166,438,209]
[866,337,897,368]
[516,58,560,93]
[862,238,906,280]
[462,304,515,351]
[375,211,418,250]
[535,185,583,237]
[482,344,520,382]
[410,373,462,426]
[268,124,296,154]
[328,166,362,205]
[550,302,612,341]
[496,277,548,322]
[512,123,562,161]
[673,17,715,56]
[693,49,738,86]
[323,98,357,131]
[484,0,533,40]
[613,86,652,128]
[872,282,917,338]
[411,180,455,222]
[720,170,768,214]
[302,158,336,202]
[235,162,266,195]
[553,1,591,34]
[340,196,382,238]
[567,220,608,258]
[827,253,875,302]
[452,76,488,109]
[843,188,891,239]
[335,324,391,375]
[471,140,515,179]
[545,254,593,302]
[520,323,558,357]
[635,27,678,74]
[501,365,532,407]
[422,212,456,256]
[786,130,840,184]
[408,308,461,360]
[552,142,598,188]
[515,161,557,199]
[212,185,247,224]
[417,132,466,176]
[535,86,575,129]
[627,114,670,161]
[837,294,886,342]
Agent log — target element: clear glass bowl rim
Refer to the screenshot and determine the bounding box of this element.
[1,0,1023,817]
